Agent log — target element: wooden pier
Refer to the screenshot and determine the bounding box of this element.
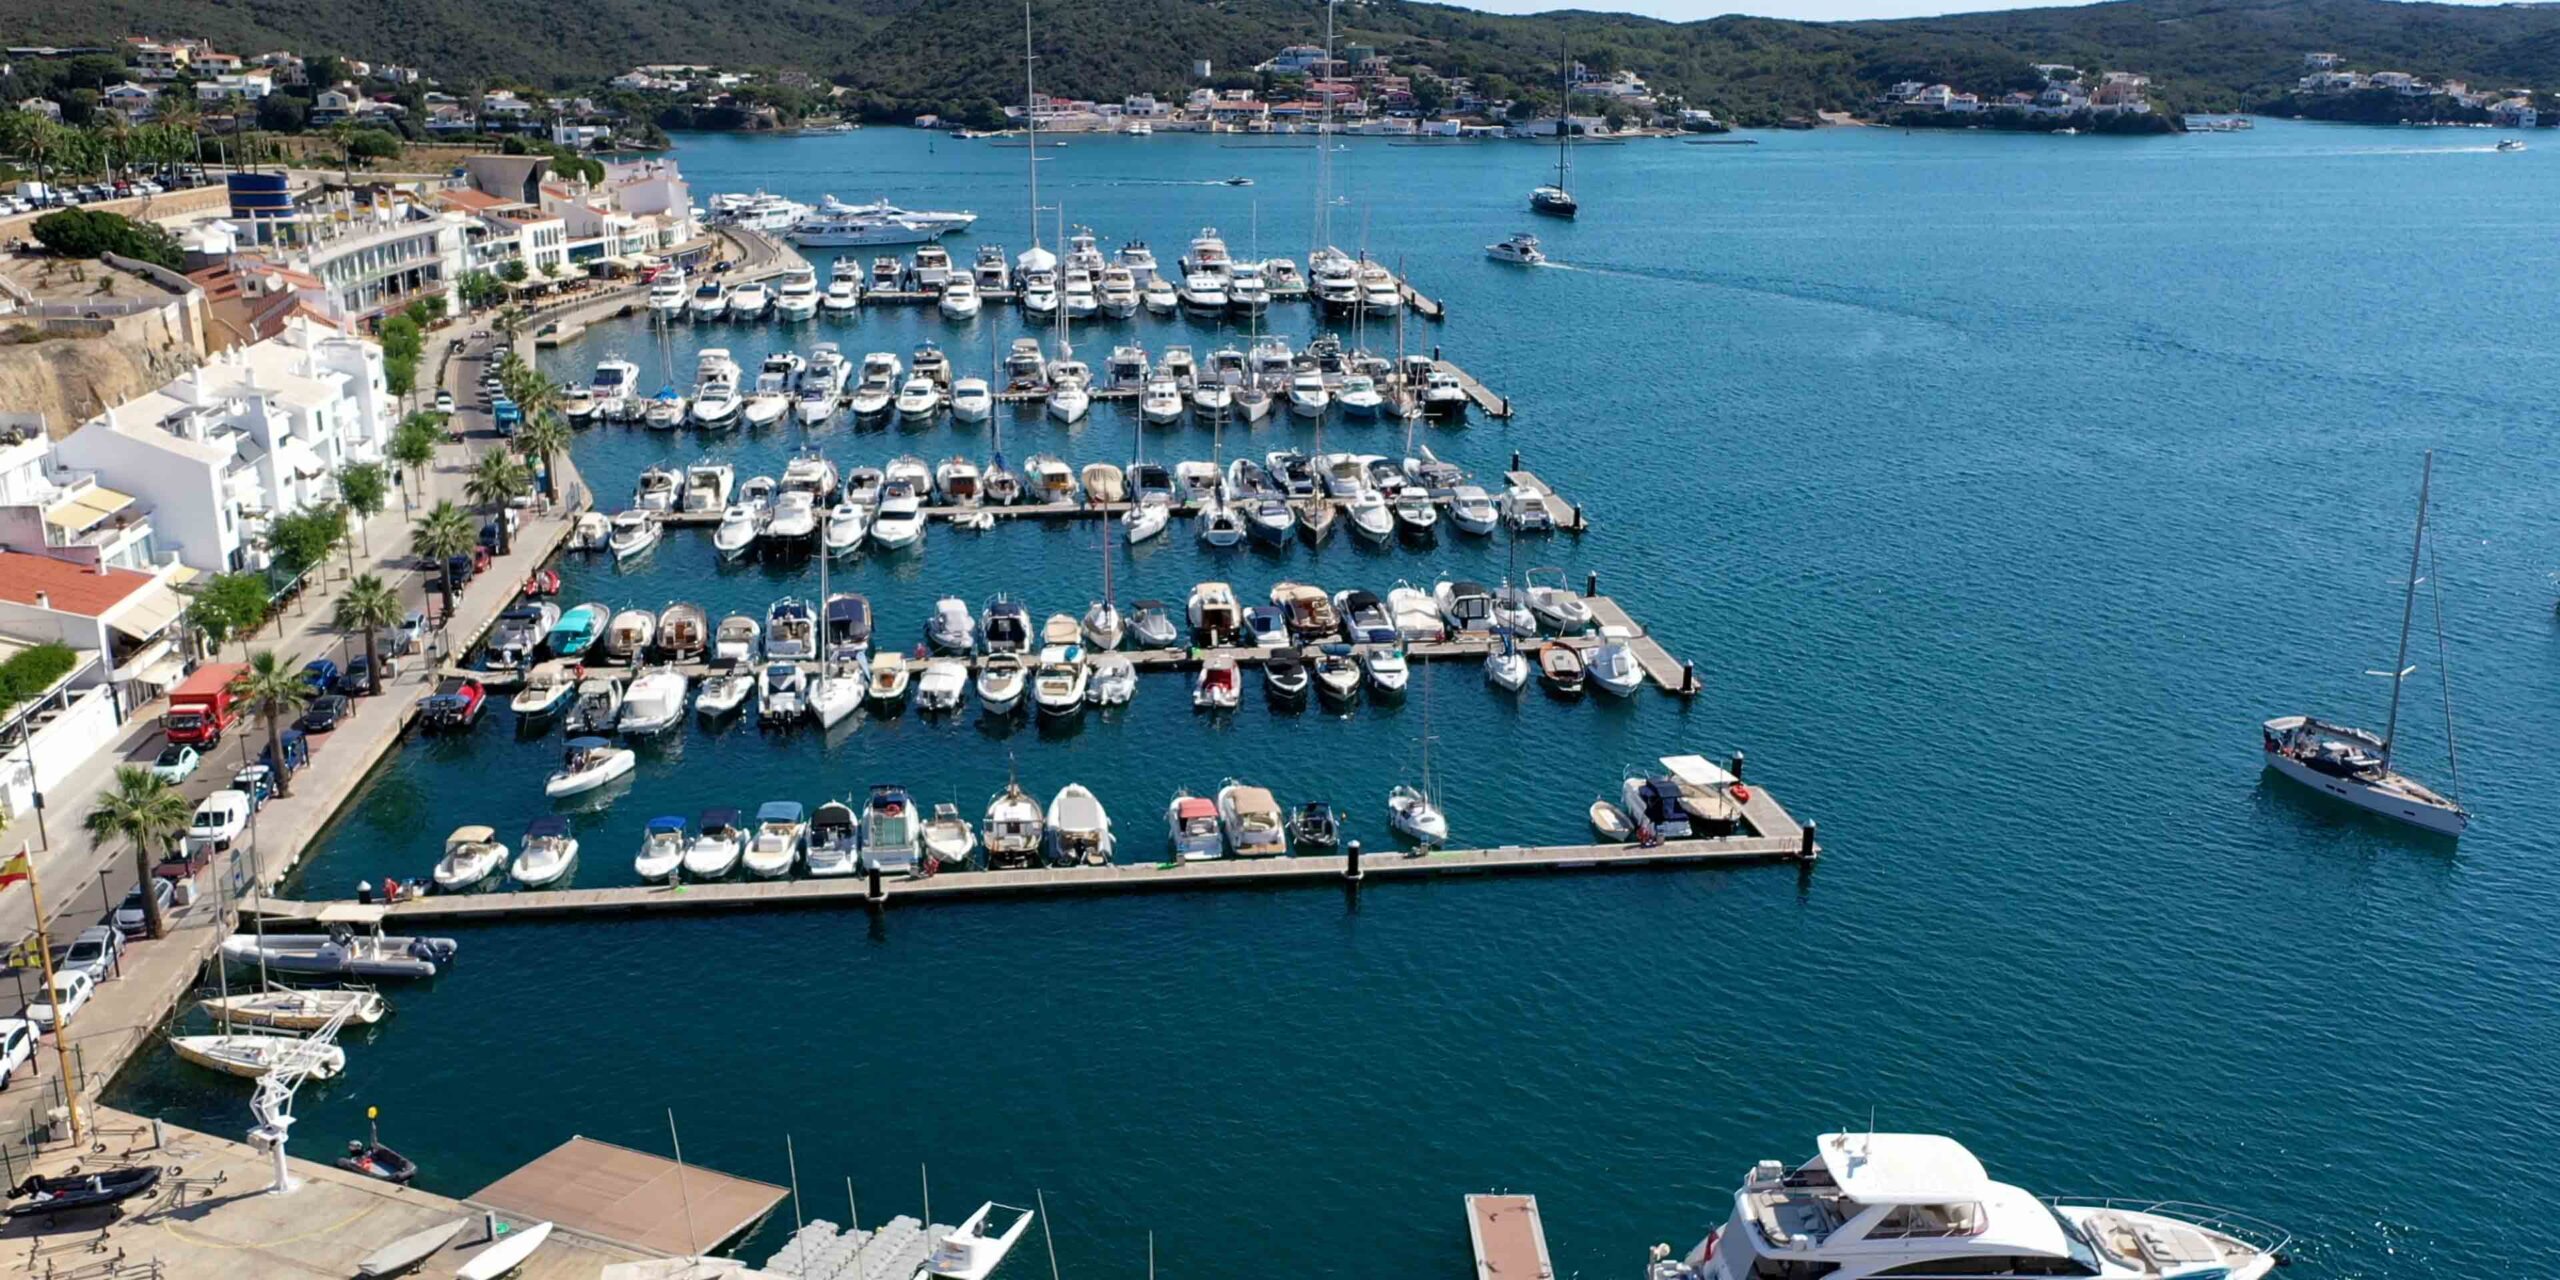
[1443,360,1512,417]
[1467,1195,1556,1280]
[254,785,1816,924]
[473,1137,785,1257]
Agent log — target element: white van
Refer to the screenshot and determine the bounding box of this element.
[186,789,252,854]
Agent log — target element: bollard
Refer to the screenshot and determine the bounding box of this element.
[867,866,885,904]
[152,1116,165,1149]
[1570,503,1584,532]
[1510,450,1522,473]
[1798,821,1818,861]
[1682,661,1698,696]
[484,1210,501,1245]
[1585,570,1598,599]
[1729,751,1745,783]
[1432,345,1442,362]
[1345,839,1363,882]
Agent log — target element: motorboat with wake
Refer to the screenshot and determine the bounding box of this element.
[546,736,635,798]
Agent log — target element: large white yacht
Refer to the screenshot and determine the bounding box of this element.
[1651,1132,2288,1280]
[709,190,812,232]
[726,280,771,320]
[589,357,641,422]
[788,195,979,247]
[687,278,729,321]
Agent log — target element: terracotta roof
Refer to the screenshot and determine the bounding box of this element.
[0,551,155,618]
[437,189,514,213]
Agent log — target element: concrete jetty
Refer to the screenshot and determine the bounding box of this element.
[257,785,1815,924]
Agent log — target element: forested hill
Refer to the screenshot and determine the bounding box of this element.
[13,0,2560,124]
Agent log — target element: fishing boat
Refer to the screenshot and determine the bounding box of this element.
[683,808,745,878]
[511,659,582,719]
[431,825,508,891]
[2260,452,2469,837]
[983,778,1046,869]
[170,1029,346,1080]
[1649,1131,2290,1280]
[1539,642,1587,695]
[510,816,580,887]
[864,785,920,874]
[1046,783,1115,865]
[196,987,388,1032]
[1216,782,1286,858]
[805,800,861,876]
[634,816,687,880]
[1167,793,1223,860]
[1290,801,1340,851]
[1588,630,1645,696]
[743,801,805,878]
[759,661,809,724]
[545,736,635,797]
[868,652,912,704]
[714,614,761,664]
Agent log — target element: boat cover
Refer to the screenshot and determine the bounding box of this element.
[756,801,806,823]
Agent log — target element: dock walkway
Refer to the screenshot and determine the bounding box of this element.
[259,786,1813,924]
[474,1136,785,1257]
[1466,1194,1556,1280]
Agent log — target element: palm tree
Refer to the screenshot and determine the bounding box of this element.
[231,651,314,800]
[415,500,476,617]
[83,768,191,940]
[338,461,390,552]
[389,415,441,512]
[515,401,570,503]
[464,451,530,555]
[333,574,403,696]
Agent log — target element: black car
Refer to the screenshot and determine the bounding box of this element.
[297,693,352,732]
[345,655,398,692]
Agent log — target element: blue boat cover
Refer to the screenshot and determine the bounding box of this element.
[525,816,571,838]
[756,801,806,822]
[702,807,743,827]
[646,816,687,834]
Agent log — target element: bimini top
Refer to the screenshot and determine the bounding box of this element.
[1661,754,1737,789]
[564,735,613,752]
[447,825,497,845]
[1817,1133,1990,1205]
[700,807,743,829]
[524,816,571,839]
[756,801,806,824]
[646,815,688,834]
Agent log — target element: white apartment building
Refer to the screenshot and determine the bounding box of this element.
[0,425,168,574]
[56,317,393,575]
[284,203,465,322]
[196,71,275,103]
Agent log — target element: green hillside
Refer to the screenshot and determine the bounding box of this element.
[8,0,2560,125]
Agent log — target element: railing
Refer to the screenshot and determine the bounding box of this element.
[2045,1196,2293,1257]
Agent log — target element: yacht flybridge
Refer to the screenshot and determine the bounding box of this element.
[1651,1131,2288,1280]
[2260,451,2469,838]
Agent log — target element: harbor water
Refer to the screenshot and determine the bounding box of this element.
[112,122,2560,1277]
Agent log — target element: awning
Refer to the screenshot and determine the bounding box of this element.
[105,581,186,642]
[112,637,175,681]
[135,655,187,687]
[276,436,329,480]
[42,486,134,532]
[165,564,201,587]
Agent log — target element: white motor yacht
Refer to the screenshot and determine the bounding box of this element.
[1588,630,1644,696]
[1140,377,1184,425]
[823,273,862,315]
[687,279,728,320]
[916,657,970,711]
[432,825,509,891]
[1141,274,1179,314]
[608,510,662,562]
[870,486,927,550]
[1448,485,1501,536]
[824,502,867,557]
[1346,491,1395,544]
[1503,485,1559,532]
[691,378,742,428]
[1359,262,1403,313]
[1650,1131,2289,1280]
[1363,646,1410,694]
[648,270,690,318]
[1337,374,1383,419]
[774,267,821,321]
[1287,369,1331,418]
[743,802,805,877]
[937,457,983,507]
[1046,783,1114,865]
[950,377,993,423]
[1179,271,1229,315]
[1167,793,1223,861]
[896,375,943,422]
[1487,232,1547,265]
[1107,345,1151,390]
[711,505,760,560]
[940,278,982,319]
[590,357,641,421]
[1190,378,1233,423]
[726,280,771,319]
[683,808,745,878]
[975,652,1028,713]
[1099,266,1140,317]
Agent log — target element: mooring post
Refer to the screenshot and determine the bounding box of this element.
[1345,839,1363,882]
[1798,821,1818,861]
[866,866,885,905]
[1729,751,1745,783]
[1585,570,1598,599]
[1682,661,1698,696]
[1510,449,1521,473]
[1570,503,1584,532]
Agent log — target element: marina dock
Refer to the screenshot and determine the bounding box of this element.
[1466,1194,1556,1280]
[474,1136,786,1257]
[656,465,1583,530]
[256,785,1814,924]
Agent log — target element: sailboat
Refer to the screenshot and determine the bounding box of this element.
[1388,660,1449,844]
[1530,45,1579,219]
[1083,512,1124,648]
[809,512,863,728]
[2261,451,2468,837]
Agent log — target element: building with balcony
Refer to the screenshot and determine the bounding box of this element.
[55,317,392,574]
[0,426,165,574]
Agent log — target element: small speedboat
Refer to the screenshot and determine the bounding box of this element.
[1588,631,1645,697]
[714,614,761,664]
[545,736,635,798]
[1363,647,1409,695]
[1263,649,1310,702]
[511,660,582,719]
[923,803,977,870]
[616,667,689,735]
[1087,653,1137,706]
[868,651,912,704]
[917,658,970,711]
[1312,647,1363,704]
[1524,567,1595,634]
[1168,792,1223,861]
[713,504,762,559]
[431,825,508,891]
[511,816,580,887]
[806,800,861,877]
[1217,781,1287,858]
[1538,642,1587,695]
[6,1165,164,1217]
[634,816,688,880]
[608,510,661,562]
[927,597,978,652]
[743,801,805,878]
[683,808,745,878]
[1129,600,1180,649]
[863,785,921,875]
[1046,783,1115,866]
[950,377,994,422]
[696,670,753,717]
[1033,647,1089,717]
[1193,654,1240,710]
[824,503,867,557]
[976,652,1029,712]
[338,1140,418,1185]
[759,661,809,724]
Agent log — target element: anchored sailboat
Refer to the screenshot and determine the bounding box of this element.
[2261,450,2468,837]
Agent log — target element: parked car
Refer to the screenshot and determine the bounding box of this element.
[24,970,93,1032]
[301,659,342,696]
[149,742,201,783]
[113,879,175,936]
[444,553,477,587]
[261,727,310,775]
[61,926,123,984]
[187,790,251,853]
[298,693,352,732]
[389,611,428,656]
[0,1018,32,1086]
[231,764,276,809]
[345,654,398,691]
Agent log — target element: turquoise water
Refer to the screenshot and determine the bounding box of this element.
[110,123,2560,1277]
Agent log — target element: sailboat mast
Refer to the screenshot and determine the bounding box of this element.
[1556,42,1572,192]
[2381,450,2432,768]
[1023,0,1040,251]
[1313,0,1336,257]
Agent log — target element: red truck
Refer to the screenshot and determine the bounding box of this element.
[163,662,246,746]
